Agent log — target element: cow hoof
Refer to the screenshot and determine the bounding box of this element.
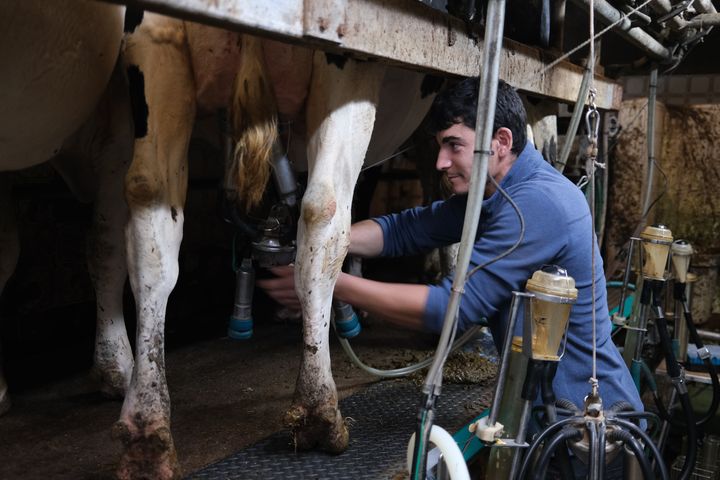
[284,403,349,453]
[113,421,182,480]
[92,366,129,399]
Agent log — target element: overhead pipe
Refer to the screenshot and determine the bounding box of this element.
[648,0,689,31]
[683,13,720,28]
[694,0,719,15]
[571,0,673,61]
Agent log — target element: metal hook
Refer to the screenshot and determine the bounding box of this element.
[585,107,600,144]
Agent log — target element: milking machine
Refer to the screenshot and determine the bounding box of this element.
[223,129,362,341]
[474,265,577,479]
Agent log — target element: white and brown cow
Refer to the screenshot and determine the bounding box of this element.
[119,12,439,479]
[0,0,133,415]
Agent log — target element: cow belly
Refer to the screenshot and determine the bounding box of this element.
[0,0,123,170]
[185,23,243,113]
[261,39,313,121]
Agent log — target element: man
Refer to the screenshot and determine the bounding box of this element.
[259,78,642,423]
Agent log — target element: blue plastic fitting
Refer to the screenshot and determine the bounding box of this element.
[333,300,361,338]
[228,259,254,340]
[228,316,253,340]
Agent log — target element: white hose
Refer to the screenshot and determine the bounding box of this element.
[406,425,471,480]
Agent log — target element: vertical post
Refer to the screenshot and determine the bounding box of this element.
[641,67,658,217]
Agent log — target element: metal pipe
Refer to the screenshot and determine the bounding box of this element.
[423,0,506,394]
[552,0,567,50]
[698,328,720,342]
[641,67,658,218]
[508,400,533,479]
[649,0,689,31]
[556,66,591,173]
[694,0,719,15]
[486,292,528,428]
[683,12,720,28]
[571,0,673,61]
[615,238,636,324]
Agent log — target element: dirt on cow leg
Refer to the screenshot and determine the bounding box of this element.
[112,418,182,480]
[284,402,349,454]
[91,366,129,400]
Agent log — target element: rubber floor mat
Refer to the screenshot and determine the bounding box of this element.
[188,379,492,479]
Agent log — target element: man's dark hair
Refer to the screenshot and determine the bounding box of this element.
[426,78,527,155]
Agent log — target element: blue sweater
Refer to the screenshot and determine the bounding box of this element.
[374,142,642,413]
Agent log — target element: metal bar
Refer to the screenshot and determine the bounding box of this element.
[103,0,622,110]
[571,0,673,61]
[486,292,529,428]
[641,67,658,217]
[424,0,506,395]
[556,66,591,172]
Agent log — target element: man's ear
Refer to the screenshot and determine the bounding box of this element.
[494,127,513,157]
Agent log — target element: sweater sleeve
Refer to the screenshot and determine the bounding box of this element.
[373,195,467,257]
[422,186,569,334]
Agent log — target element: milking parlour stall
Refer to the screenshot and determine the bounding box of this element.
[2,0,720,479]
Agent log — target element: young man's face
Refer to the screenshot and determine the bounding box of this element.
[435,122,500,197]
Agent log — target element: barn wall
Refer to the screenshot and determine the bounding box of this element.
[656,105,720,320]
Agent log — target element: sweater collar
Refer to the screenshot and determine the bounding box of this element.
[481,140,540,210]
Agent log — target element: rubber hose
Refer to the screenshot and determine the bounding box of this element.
[532,427,583,480]
[681,301,720,426]
[517,417,578,480]
[607,428,655,480]
[610,418,670,480]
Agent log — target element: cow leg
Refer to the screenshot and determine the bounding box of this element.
[115,15,195,480]
[0,175,19,416]
[54,65,136,400]
[286,54,384,453]
[86,68,135,398]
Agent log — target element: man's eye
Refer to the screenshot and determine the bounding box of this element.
[450,143,461,152]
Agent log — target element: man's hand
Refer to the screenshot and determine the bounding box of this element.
[256,265,301,311]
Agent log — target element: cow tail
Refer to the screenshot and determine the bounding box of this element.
[229,35,277,212]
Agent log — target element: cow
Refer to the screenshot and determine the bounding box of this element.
[0,0,133,415]
[119,12,439,479]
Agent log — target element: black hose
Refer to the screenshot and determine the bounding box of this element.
[537,366,574,480]
[556,398,580,415]
[615,411,661,434]
[679,294,720,427]
[610,418,670,480]
[607,428,655,480]
[597,421,607,480]
[587,420,598,480]
[653,306,698,480]
[673,386,698,480]
[608,401,635,413]
[532,427,583,480]
[517,417,579,480]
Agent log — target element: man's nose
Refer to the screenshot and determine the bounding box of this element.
[436,153,451,171]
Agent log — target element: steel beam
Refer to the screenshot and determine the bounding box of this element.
[105,0,623,110]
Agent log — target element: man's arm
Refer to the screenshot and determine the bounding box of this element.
[334,272,429,331]
[348,219,384,258]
